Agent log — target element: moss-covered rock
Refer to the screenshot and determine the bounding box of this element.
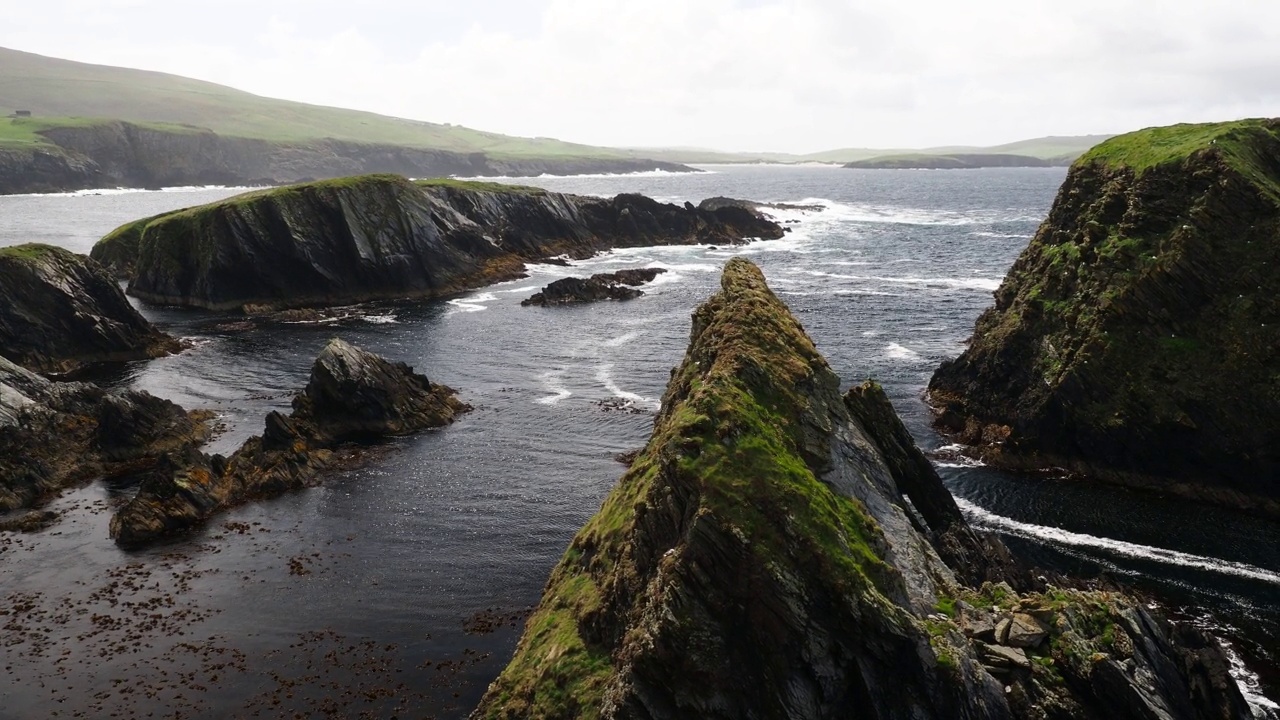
[474,259,1248,720]
[929,118,1280,516]
[92,174,784,311]
[0,243,179,374]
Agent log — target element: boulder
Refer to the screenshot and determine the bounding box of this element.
[0,244,179,374]
[1006,613,1050,648]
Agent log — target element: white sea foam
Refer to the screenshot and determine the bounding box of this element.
[971,231,1034,239]
[361,314,398,325]
[834,289,899,297]
[885,343,922,361]
[646,262,718,273]
[446,292,498,313]
[645,271,686,288]
[602,331,641,348]
[1223,642,1280,716]
[595,364,660,410]
[536,372,572,405]
[8,184,260,199]
[955,497,1280,586]
[804,270,1002,292]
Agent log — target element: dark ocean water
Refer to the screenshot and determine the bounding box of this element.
[0,166,1276,718]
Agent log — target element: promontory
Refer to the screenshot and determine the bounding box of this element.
[929,118,1280,516]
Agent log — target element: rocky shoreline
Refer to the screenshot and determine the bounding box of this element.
[521,268,667,306]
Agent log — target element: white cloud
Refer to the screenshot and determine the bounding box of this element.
[2,0,1278,152]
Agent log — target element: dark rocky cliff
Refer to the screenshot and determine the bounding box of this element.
[0,354,211,511]
[110,339,469,546]
[929,119,1280,516]
[92,175,784,311]
[0,244,179,374]
[0,122,694,195]
[473,258,1250,720]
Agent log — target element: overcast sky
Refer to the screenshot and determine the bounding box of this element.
[3,0,1278,153]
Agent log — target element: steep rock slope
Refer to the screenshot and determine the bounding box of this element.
[0,244,179,374]
[91,175,783,311]
[474,258,1249,720]
[929,119,1280,515]
[0,354,211,511]
[110,339,469,546]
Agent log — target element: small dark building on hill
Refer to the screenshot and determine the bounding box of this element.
[11,110,31,117]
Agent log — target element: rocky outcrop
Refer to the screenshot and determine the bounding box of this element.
[90,176,783,311]
[521,268,667,306]
[109,339,469,546]
[0,244,180,374]
[0,354,212,511]
[929,118,1280,516]
[0,121,695,195]
[474,258,1250,720]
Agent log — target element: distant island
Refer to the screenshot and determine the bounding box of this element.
[843,152,1058,169]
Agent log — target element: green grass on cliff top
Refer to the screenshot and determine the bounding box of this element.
[413,178,547,195]
[1079,118,1279,173]
[0,242,64,261]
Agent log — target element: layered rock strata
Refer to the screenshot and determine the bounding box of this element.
[474,258,1250,720]
[929,118,1280,516]
[90,176,783,311]
[0,244,179,374]
[109,339,469,546]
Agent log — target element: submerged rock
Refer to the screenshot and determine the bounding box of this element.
[521,268,668,306]
[0,355,211,511]
[929,118,1280,516]
[91,176,783,311]
[110,339,469,546]
[474,258,1250,720]
[0,244,180,374]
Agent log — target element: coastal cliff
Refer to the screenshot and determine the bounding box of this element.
[929,119,1280,516]
[110,339,469,546]
[0,244,179,374]
[92,175,784,311]
[0,121,694,195]
[0,354,211,511]
[474,258,1249,720]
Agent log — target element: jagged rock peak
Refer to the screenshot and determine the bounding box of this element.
[0,243,179,374]
[474,258,1252,720]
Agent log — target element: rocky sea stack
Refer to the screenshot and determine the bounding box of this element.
[475,258,1249,720]
[521,268,668,306]
[0,354,211,511]
[929,119,1280,516]
[0,243,180,374]
[110,339,469,546]
[90,175,783,312]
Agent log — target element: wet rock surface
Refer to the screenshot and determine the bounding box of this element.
[521,268,667,306]
[474,258,1251,720]
[90,176,784,311]
[110,339,470,546]
[0,354,212,512]
[0,243,179,374]
[929,119,1280,516]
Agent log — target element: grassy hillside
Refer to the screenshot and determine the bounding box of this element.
[0,46,628,159]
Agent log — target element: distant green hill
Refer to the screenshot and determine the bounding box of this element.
[844,153,1055,170]
[0,46,629,159]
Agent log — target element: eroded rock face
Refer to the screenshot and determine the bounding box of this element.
[521,268,667,306]
[109,339,469,546]
[0,244,179,374]
[928,119,1280,516]
[0,355,211,512]
[474,258,1251,720]
[90,176,783,311]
